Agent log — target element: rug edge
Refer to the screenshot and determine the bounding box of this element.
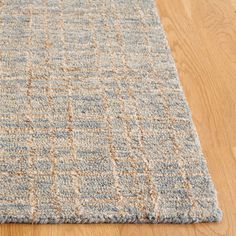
[0,208,222,224]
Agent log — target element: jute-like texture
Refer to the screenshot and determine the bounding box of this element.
[0,0,222,223]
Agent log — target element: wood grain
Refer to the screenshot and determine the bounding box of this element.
[0,0,235,235]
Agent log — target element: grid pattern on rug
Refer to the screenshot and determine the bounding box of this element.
[0,0,221,223]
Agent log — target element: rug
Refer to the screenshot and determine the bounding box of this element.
[0,0,222,223]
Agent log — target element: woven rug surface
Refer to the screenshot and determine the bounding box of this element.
[0,0,222,223]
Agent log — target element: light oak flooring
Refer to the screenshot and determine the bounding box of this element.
[0,0,235,235]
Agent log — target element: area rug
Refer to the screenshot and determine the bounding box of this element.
[0,0,222,223]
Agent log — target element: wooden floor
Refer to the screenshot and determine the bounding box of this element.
[1,0,236,235]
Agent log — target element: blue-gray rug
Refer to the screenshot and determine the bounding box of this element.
[0,0,222,223]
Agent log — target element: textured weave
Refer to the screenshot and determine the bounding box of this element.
[0,0,222,223]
